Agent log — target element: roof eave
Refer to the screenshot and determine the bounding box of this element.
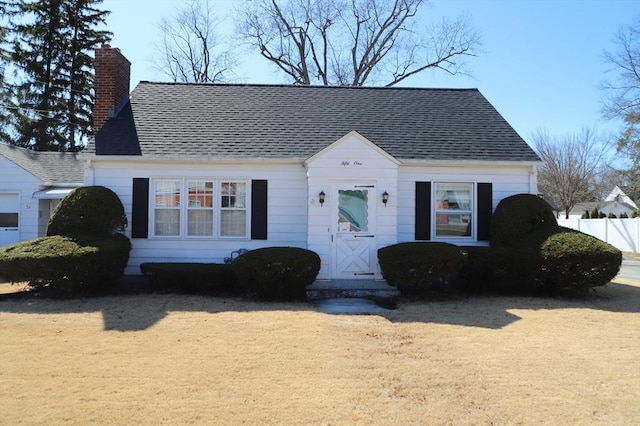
[79,154,308,164]
[41,182,83,187]
[400,159,543,167]
[79,154,542,167]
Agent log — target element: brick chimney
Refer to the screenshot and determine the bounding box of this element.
[93,44,131,134]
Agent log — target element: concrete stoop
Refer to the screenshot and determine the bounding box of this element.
[307,279,400,313]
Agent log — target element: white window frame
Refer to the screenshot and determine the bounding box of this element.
[219,180,249,239]
[150,178,250,239]
[433,181,475,240]
[186,180,215,237]
[153,179,182,237]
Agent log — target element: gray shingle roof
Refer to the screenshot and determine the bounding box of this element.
[88,83,540,162]
[0,143,83,183]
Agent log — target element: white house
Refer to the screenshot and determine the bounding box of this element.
[0,143,83,246]
[81,45,541,278]
[560,186,638,219]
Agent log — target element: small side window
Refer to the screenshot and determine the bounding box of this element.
[434,182,473,237]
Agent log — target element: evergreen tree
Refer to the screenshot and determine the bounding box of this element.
[62,0,111,151]
[4,0,111,151]
[0,1,14,142]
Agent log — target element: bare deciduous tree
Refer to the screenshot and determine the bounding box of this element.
[154,0,235,83]
[534,128,610,219]
[236,0,481,86]
[600,15,640,202]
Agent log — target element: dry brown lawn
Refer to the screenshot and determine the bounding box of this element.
[0,278,639,425]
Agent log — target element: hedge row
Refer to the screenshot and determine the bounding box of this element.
[140,247,320,301]
[140,263,236,294]
[379,194,622,296]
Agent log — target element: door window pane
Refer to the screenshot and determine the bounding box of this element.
[338,189,368,232]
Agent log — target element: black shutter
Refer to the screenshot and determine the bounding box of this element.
[251,180,268,240]
[131,178,149,238]
[415,181,431,240]
[477,182,493,241]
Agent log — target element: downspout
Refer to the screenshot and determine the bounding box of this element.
[529,165,538,194]
[84,159,94,185]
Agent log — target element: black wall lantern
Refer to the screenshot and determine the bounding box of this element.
[382,191,389,207]
[319,191,325,207]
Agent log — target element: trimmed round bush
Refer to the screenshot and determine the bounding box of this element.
[522,227,622,292]
[0,234,131,296]
[490,194,557,247]
[231,247,320,301]
[378,242,468,292]
[47,186,127,237]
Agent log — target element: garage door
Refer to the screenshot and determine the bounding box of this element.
[0,193,20,246]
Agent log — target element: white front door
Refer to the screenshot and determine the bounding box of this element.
[332,183,377,279]
[0,193,20,246]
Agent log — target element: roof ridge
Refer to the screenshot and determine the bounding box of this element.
[137,81,479,92]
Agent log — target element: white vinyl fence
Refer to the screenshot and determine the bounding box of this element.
[557,218,640,253]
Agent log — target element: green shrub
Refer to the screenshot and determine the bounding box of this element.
[458,246,541,294]
[140,263,236,294]
[620,212,628,218]
[523,227,622,292]
[607,212,616,219]
[0,234,131,296]
[378,242,468,292]
[461,245,543,293]
[490,194,557,247]
[633,210,639,218]
[47,186,127,237]
[231,247,320,301]
[591,208,600,219]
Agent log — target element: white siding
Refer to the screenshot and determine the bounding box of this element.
[87,139,538,276]
[0,156,43,243]
[88,159,309,274]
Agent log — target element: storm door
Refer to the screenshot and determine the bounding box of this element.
[332,183,376,279]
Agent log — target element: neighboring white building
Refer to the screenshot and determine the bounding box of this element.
[0,143,83,246]
[81,45,542,278]
[560,186,638,219]
[604,185,638,213]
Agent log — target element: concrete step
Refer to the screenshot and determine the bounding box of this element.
[314,298,393,314]
[306,279,400,308]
